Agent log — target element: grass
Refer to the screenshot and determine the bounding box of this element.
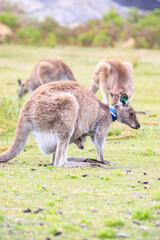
[133,209,152,221]
[0,44,160,240]
[97,228,116,238]
[105,218,124,227]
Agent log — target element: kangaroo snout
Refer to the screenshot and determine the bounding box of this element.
[136,123,141,129]
[132,122,140,129]
[80,146,84,150]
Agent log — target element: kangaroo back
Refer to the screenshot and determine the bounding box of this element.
[37,59,76,85]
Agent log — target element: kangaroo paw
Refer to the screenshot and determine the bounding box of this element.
[84,158,110,165]
[104,160,110,165]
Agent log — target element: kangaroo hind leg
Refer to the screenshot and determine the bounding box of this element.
[90,121,110,164]
[50,151,56,164]
[54,133,91,168]
[54,134,70,167]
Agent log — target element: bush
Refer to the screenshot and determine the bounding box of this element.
[0,11,17,28]
[127,7,140,23]
[17,26,41,45]
[1,7,160,49]
[93,30,112,47]
[136,37,150,48]
[103,7,123,26]
[39,16,57,32]
[77,31,95,46]
[45,32,57,47]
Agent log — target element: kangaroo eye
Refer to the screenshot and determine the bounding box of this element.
[78,138,81,141]
[129,113,134,117]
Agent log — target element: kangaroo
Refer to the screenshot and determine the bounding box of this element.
[17,58,76,98]
[90,59,134,105]
[0,81,140,167]
[74,134,87,150]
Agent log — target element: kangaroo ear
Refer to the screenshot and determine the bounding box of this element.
[123,62,133,74]
[17,79,22,86]
[120,92,128,106]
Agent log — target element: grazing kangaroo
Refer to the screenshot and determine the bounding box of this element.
[17,58,76,98]
[0,81,140,167]
[90,59,134,105]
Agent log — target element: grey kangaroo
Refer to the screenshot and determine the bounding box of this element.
[90,59,134,105]
[17,58,76,98]
[0,81,140,167]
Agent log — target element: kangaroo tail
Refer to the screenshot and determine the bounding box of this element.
[95,61,111,76]
[66,67,77,82]
[67,72,77,81]
[0,118,31,163]
[89,80,99,94]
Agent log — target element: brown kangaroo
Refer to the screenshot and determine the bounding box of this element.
[90,59,134,105]
[0,81,140,167]
[17,58,76,98]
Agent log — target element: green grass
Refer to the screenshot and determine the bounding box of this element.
[133,209,152,220]
[105,217,124,227]
[97,228,116,238]
[153,191,160,201]
[0,44,160,240]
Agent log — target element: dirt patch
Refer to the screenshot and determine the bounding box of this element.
[106,126,136,140]
[141,121,158,125]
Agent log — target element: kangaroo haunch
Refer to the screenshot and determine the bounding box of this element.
[0,81,140,167]
[90,59,134,105]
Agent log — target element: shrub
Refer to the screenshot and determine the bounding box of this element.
[93,30,112,47]
[1,7,160,49]
[45,32,57,47]
[0,11,17,28]
[127,7,140,23]
[136,37,150,49]
[103,8,123,26]
[77,31,95,46]
[39,16,57,32]
[17,26,41,45]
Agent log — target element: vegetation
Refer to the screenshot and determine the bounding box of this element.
[0,11,17,28]
[0,45,160,239]
[133,208,152,220]
[1,7,160,48]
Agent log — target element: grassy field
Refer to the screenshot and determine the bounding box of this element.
[0,44,160,240]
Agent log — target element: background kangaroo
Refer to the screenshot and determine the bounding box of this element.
[90,59,134,105]
[0,81,140,167]
[17,58,76,98]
